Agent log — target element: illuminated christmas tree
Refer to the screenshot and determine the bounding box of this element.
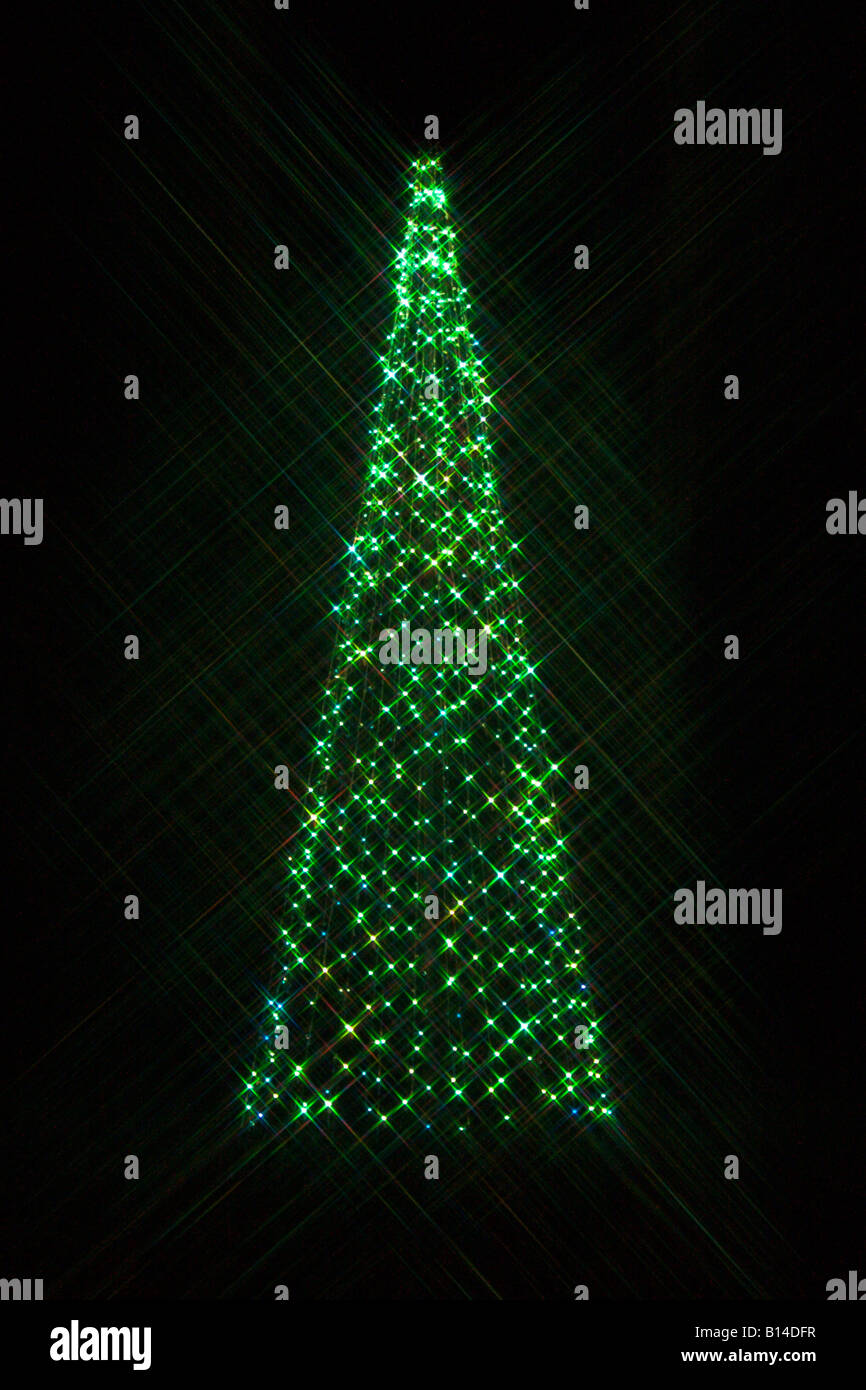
[242,153,609,1139]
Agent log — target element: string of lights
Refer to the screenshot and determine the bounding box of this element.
[242,154,610,1139]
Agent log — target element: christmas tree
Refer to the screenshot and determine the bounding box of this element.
[242,154,609,1139]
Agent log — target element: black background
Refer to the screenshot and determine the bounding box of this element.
[2,0,863,1299]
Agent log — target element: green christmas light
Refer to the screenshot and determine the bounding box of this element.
[241,154,610,1137]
